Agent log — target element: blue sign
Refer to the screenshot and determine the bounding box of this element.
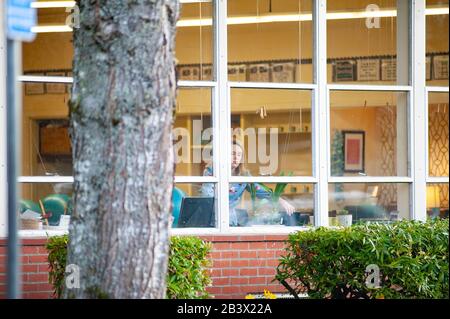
[7,0,36,42]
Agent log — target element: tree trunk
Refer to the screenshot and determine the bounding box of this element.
[65,0,179,299]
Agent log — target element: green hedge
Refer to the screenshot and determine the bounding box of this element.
[46,235,212,299]
[276,219,449,299]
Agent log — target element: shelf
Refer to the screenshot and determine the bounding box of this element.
[192,144,213,149]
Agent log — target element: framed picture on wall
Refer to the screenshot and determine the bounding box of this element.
[343,130,365,173]
[333,60,356,82]
[433,54,449,80]
[357,59,380,81]
[248,63,270,82]
[271,62,295,83]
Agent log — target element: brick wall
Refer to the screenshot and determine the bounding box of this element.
[0,235,288,299]
[202,235,288,299]
[0,238,53,299]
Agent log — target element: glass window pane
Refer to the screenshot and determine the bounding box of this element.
[428,92,449,177]
[174,88,213,176]
[23,6,73,72]
[227,183,315,227]
[426,183,449,219]
[21,83,72,176]
[328,183,410,224]
[327,0,409,85]
[426,0,449,86]
[172,183,217,228]
[19,183,73,229]
[230,89,312,176]
[228,0,313,83]
[176,0,214,81]
[330,90,409,177]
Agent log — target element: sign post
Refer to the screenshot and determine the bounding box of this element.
[5,0,36,299]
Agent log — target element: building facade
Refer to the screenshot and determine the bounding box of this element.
[0,0,449,298]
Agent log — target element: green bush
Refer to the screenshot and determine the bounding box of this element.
[167,236,212,299]
[276,219,449,299]
[46,235,212,299]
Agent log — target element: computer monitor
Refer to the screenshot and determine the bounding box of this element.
[177,197,215,228]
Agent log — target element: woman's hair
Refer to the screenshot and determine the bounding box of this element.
[232,140,248,176]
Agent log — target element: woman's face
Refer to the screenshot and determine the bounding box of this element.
[231,144,243,170]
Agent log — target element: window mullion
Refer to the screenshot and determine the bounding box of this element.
[0,15,6,238]
[411,0,427,221]
[313,0,328,227]
[215,0,230,232]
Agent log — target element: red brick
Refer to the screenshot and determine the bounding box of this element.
[230,259,249,268]
[249,277,267,285]
[37,247,49,254]
[239,251,257,258]
[258,268,277,276]
[239,268,258,276]
[266,259,281,267]
[23,292,52,299]
[209,269,221,277]
[213,277,230,286]
[22,247,39,255]
[38,264,50,272]
[209,251,221,259]
[264,235,288,241]
[213,259,231,268]
[238,235,266,242]
[221,251,239,259]
[230,277,249,285]
[37,283,53,291]
[222,286,242,294]
[28,255,48,263]
[22,264,39,273]
[213,243,230,250]
[230,242,249,250]
[23,284,40,292]
[267,242,286,249]
[206,287,222,295]
[256,250,275,258]
[28,273,49,283]
[222,269,239,277]
[212,236,240,242]
[252,259,266,267]
[250,242,267,250]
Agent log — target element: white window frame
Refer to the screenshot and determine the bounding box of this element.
[1,0,446,237]
[0,8,7,238]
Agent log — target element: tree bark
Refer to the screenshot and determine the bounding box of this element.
[65,0,179,299]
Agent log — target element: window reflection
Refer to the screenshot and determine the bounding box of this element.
[328,183,410,225]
